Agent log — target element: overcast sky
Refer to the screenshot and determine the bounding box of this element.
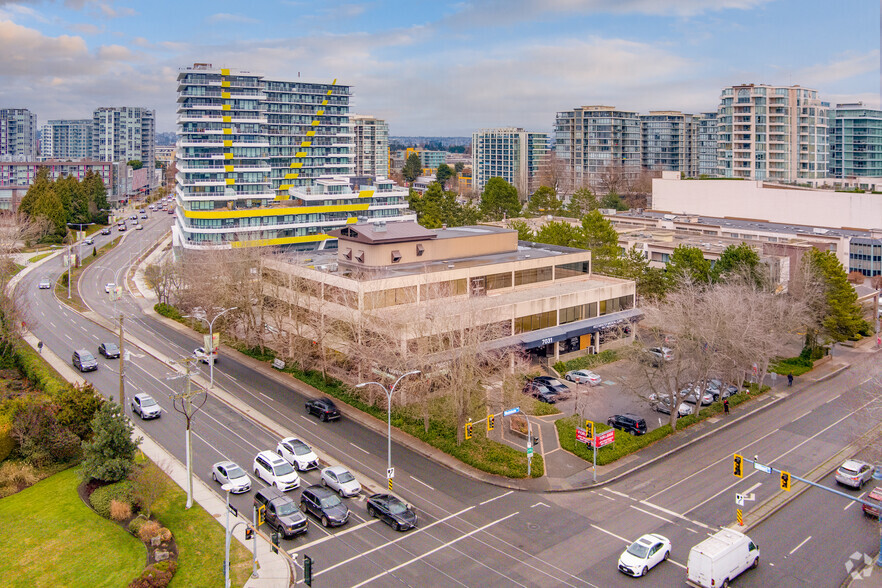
[0,0,877,136]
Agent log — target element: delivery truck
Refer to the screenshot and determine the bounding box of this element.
[686,528,759,587]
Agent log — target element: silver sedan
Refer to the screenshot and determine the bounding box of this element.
[211,461,251,494]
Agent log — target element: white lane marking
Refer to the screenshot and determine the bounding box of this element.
[300,415,317,425]
[789,535,811,555]
[685,398,880,516]
[639,500,712,530]
[64,334,72,341]
[258,392,272,401]
[794,409,813,421]
[348,443,370,455]
[596,493,615,501]
[410,476,434,491]
[667,557,687,570]
[605,489,630,499]
[861,377,873,384]
[630,505,675,525]
[844,491,865,511]
[286,518,378,554]
[531,502,550,509]
[589,523,631,545]
[314,505,476,578]
[480,490,513,505]
[350,511,520,588]
[49,322,56,329]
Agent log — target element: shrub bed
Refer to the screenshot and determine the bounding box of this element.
[553,350,619,374]
[90,480,135,519]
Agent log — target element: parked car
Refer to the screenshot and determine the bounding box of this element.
[254,486,307,538]
[523,381,558,404]
[276,437,319,471]
[682,386,714,406]
[607,414,647,435]
[366,493,418,531]
[100,227,112,235]
[305,397,341,421]
[98,342,120,359]
[706,379,739,402]
[532,376,569,394]
[321,466,361,498]
[300,485,349,528]
[686,528,759,588]
[253,451,300,492]
[836,459,874,489]
[38,277,52,289]
[105,282,115,294]
[72,349,98,372]
[618,533,671,577]
[863,486,882,517]
[131,393,161,419]
[193,346,217,364]
[649,394,693,417]
[565,369,602,386]
[645,346,674,366]
[211,461,251,494]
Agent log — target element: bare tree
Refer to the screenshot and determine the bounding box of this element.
[537,151,577,199]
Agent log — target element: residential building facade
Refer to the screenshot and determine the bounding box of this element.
[352,115,389,178]
[639,111,695,176]
[693,113,719,177]
[554,105,642,192]
[174,64,359,250]
[0,109,38,159]
[92,106,156,171]
[0,160,115,209]
[41,119,93,159]
[828,103,882,178]
[716,84,827,182]
[471,127,548,195]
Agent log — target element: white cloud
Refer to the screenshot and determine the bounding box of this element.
[96,43,131,60]
[69,22,101,34]
[793,51,879,87]
[207,12,259,24]
[0,19,90,75]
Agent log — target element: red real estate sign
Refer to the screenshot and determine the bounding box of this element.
[595,429,615,447]
[575,427,588,444]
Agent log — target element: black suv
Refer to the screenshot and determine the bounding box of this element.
[607,414,647,436]
[305,398,341,421]
[254,487,308,538]
[300,485,349,528]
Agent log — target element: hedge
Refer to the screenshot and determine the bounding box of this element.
[553,350,619,374]
[0,420,14,462]
[90,480,135,519]
[15,343,73,400]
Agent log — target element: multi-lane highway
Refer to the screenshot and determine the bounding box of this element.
[19,207,882,586]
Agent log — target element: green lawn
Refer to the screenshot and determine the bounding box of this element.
[0,467,144,587]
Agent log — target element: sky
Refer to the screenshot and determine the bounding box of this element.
[0,0,877,136]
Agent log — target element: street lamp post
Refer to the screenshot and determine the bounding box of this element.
[66,222,94,300]
[357,370,420,491]
[184,306,237,389]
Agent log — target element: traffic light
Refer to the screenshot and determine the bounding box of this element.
[245,526,253,540]
[585,420,594,440]
[733,454,743,478]
[257,505,265,526]
[465,421,473,440]
[487,414,495,432]
[303,555,313,586]
[780,471,791,491]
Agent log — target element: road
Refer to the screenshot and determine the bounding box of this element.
[18,208,882,586]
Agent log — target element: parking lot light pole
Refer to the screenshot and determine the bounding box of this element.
[357,370,420,490]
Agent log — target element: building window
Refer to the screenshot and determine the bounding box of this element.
[343,248,352,260]
[514,266,553,286]
[416,243,424,256]
[555,261,590,279]
[355,250,364,263]
[485,272,513,290]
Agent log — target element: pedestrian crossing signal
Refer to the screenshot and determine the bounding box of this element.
[245,527,253,540]
[780,471,791,491]
[487,414,495,432]
[465,421,473,440]
[733,454,743,478]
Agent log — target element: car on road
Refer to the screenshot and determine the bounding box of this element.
[38,277,52,289]
[253,451,300,492]
[100,227,112,235]
[305,397,341,421]
[136,224,144,230]
[863,486,882,517]
[321,466,361,498]
[706,379,739,402]
[105,282,115,294]
[211,461,251,494]
[84,237,94,245]
[276,437,319,471]
[254,487,307,538]
[607,414,647,435]
[130,214,138,220]
[98,342,120,359]
[140,213,148,219]
[72,349,98,372]
[193,346,217,364]
[523,381,557,403]
[565,369,603,386]
[117,224,127,231]
[131,393,161,419]
[532,376,569,394]
[649,394,693,417]
[300,485,349,528]
[366,493,418,531]
[836,459,873,489]
[618,533,671,577]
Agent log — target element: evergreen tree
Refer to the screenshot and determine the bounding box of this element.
[507,219,535,242]
[525,186,565,217]
[806,249,869,342]
[599,191,628,211]
[435,163,453,189]
[402,153,422,183]
[565,187,598,218]
[535,220,581,248]
[712,242,765,286]
[479,177,521,221]
[80,401,140,482]
[666,245,712,286]
[579,210,621,275]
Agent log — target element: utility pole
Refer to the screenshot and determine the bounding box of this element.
[171,358,206,509]
[118,313,125,410]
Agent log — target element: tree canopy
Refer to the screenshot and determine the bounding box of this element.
[435,163,453,189]
[479,177,521,221]
[579,210,621,275]
[666,245,712,285]
[525,186,565,218]
[127,159,143,170]
[805,249,869,343]
[18,167,110,242]
[402,153,422,183]
[712,242,765,287]
[409,182,480,229]
[565,187,598,218]
[80,401,140,483]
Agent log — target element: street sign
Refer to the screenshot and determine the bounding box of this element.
[228,503,238,517]
[575,427,588,444]
[595,429,615,448]
[526,447,533,455]
[503,407,520,417]
[754,462,772,474]
[386,467,394,479]
[735,493,744,507]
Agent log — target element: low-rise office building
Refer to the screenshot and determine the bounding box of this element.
[262,221,638,364]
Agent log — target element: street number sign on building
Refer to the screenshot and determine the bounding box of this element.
[595,429,615,448]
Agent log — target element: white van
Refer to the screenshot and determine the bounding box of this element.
[686,528,759,587]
